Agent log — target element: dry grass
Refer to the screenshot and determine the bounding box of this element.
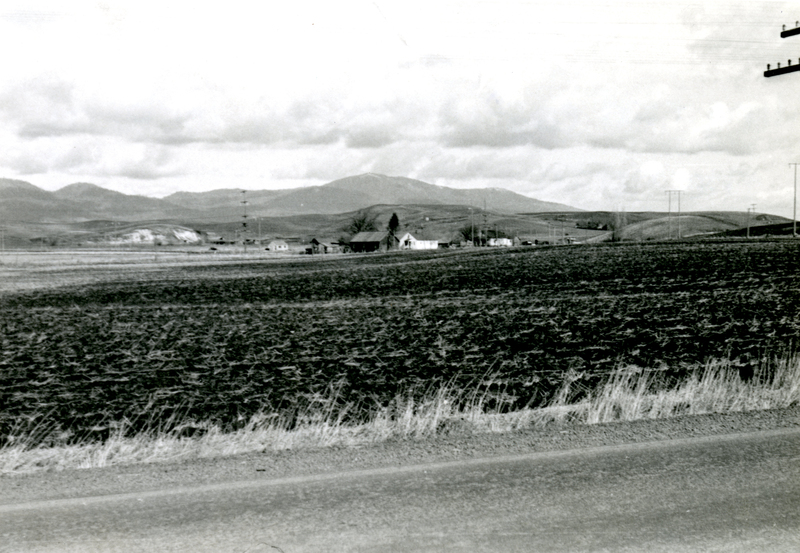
[2,355,798,475]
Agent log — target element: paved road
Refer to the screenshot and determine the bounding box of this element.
[2,429,799,553]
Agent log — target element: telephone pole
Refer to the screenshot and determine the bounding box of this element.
[665,190,682,239]
[764,22,800,237]
[791,163,799,237]
[747,204,757,238]
[469,207,474,245]
[764,21,800,77]
[241,190,248,254]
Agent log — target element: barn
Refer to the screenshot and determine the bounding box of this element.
[349,231,399,253]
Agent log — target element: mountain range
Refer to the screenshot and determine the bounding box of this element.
[0,173,578,223]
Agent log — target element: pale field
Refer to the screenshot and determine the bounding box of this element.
[0,247,304,293]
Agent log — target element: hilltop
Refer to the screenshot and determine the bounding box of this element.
[161,173,579,217]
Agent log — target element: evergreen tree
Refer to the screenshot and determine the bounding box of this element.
[387,213,400,235]
[387,213,400,250]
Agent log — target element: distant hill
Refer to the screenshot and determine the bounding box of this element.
[1,174,577,223]
[162,173,579,217]
[3,176,790,247]
[54,183,199,220]
[0,178,201,222]
[0,178,98,222]
[617,212,789,241]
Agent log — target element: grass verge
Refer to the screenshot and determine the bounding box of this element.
[2,355,798,475]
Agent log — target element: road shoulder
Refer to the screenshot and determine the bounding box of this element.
[2,405,799,505]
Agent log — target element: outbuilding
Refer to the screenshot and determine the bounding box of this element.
[309,237,340,254]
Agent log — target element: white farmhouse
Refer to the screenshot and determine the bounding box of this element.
[266,239,289,252]
[488,237,513,247]
[398,232,439,250]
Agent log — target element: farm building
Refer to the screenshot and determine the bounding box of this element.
[398,232,439,250]
[266,239,289,252]
[349,231,399,253]
[307,238,341,254]
[488,237,513,247]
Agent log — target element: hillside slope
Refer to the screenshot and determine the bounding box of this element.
[163,173,579,217]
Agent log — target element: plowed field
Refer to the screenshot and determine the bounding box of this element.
[2,240,798,444]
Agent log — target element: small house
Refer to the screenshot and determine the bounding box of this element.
[398,232,439,250]
[488,237,513,247]
[266,239,289,252]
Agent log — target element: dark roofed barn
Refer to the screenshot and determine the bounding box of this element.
[349,231,399,253]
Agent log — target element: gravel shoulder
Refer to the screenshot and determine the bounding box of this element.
[2,406,799,506]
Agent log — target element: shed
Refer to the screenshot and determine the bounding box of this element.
[309,237,339,254]
[349,231,399,253]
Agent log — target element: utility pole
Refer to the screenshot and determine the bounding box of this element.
[764,23,800,237]
[791,163,799,237]
[664,190,683,239]
[469,207,474,245]
[764,21,800,77]
[482,198,487,247]
[747,204,757,238]
[241,190,248,254]
[665,190,681,239]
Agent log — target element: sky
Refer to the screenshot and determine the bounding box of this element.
[1,0,800,216]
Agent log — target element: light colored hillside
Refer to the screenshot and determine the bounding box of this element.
[621,215,740,241]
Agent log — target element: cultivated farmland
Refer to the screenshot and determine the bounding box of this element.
[1,240,798,447]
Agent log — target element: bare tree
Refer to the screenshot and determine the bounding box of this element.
[346,212,378,235]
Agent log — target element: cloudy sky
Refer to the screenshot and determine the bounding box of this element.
[1,1,799,216]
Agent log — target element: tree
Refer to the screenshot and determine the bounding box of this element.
[386,212,401,251]
[346,212,378,235]
[387,213,400,235]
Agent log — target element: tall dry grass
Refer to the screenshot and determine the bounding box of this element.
[2,355,798,475]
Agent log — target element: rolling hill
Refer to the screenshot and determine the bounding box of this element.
[0,178,201,223]
[1,174,577,224]
[162,173,579,217]
[53,183,198,220]
[1,175,792,247]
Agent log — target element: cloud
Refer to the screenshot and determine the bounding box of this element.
[438,91,568,149]
[2,1,800,217]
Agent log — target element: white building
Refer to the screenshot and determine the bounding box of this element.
[398,232,439,250]
[266,239,289,251]
[488,237,513,247]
